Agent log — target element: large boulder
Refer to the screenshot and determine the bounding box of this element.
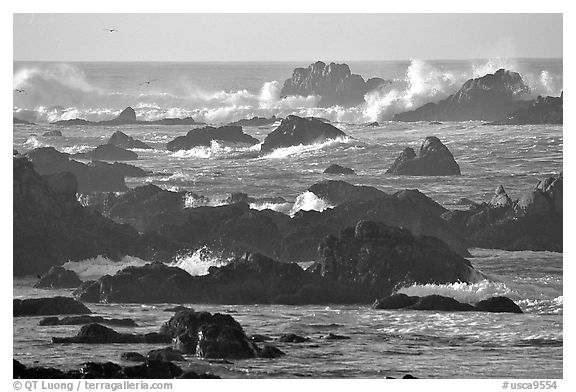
[323,164,356,175]
[52,107,203,127]
[52,323,170,344]
[260,115,347,153]
[394,69,532,122]
[373,294,522,313]
[280,61,388,106]
[308,180,385,205]
[488,93,563,125]
[315,220,475,297]
[34,266,82,288]
[73,144,138,161]
[386,136,461,176]
[107,131,152,149]
[39,315,137,327]
[166,125,259,151]
[14,297,91,316]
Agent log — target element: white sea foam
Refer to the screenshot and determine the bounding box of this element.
[289,191,334,216]
[260,136,353,159]
[170,140,260,159]
[249,201,293,214]
[169,246,231,276]
[23,136,46,149]
[61,255,150,280]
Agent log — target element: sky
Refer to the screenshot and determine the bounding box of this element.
[13,13,563,62]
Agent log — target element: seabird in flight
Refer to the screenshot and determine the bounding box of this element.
[14,89,26,94]
[103,28,119,33]
[139,79,158,86]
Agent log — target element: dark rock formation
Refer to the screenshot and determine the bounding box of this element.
[14,117,35,125]
[260,115,347,153]
[148,117,201,126]
[39,315,137,327]
[108,131,152,149]
[146,347,185,362]
[442,174,562,252]
[229,116,279,127]
[315,220,474,297]
[280,61,389,106]
[386,136,461,176]
[14,297,91,316]
[166,125,259,151]
[278,333,309,343]
[323,164,356,175]
[52,323,171,344]
[488,93,563,125]
[393,69,532,121]
[42,130,62,137]
[52,107,203,127]
[34,266,82,288]
[324,333,350,340]
[373,293,523,313]
[308,180,385,205]
[365,121,380,127]
[73,144,138,161]
[120,352,146,362]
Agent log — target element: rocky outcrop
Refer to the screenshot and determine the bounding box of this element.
[315,220,475,297]
[166,125,259,151]
[53,107,203,127]
[14,297,91,316]
[393,69,532,121]
[39,315,137,327]
[73,144,138,161]
[34,266,82,288]
[13,117,35,125]
[386,137,461,176]
[488,93,563,125]
[373,293,522,313]
[442,174,562,252]
[108,131,152,149]
[260,115,347,154]
[52,323,170,344]
[229,116,279,127]
[42,130,62,137]
[308,180,385,205]
[323,164,356,175]
[280,61,388,106]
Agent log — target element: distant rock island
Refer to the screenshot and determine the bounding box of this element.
[52,107,203,126]
[166,125,260,151]
[487,93,563,125]
[228,116,280,127]
[387,136,461,176]
[393,69,532,122]
[280,61,389,107]
[13,117,35,125]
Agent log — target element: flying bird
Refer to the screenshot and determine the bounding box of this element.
[14,89,26,94]
[103,28,119,33]
[139,79,158,86]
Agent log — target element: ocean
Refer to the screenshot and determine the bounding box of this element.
[13,59,563,378]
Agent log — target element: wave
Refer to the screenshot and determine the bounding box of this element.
[289,191,334,216]
[169,246,231,276]
[259,136,353,159]
[13,59,563,124]
[170,140,261,159]
[23,136,46,149]
[61,255,150,280]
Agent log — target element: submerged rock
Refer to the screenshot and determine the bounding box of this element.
[323,164,356,175]
[39,315,137,327]
[166,125,259,151]
[474,296,523,313]
[394,69,532,121]
[278,333,309,343]
[108,131,152,149]
[260,115,347,154]
[52,323,170,344]
[14,297,91,316]
[488,93,563,125]
[386,136,461,176]
[34,266,82,288]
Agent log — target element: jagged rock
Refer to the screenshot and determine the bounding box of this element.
[260,115,347,154]
[39,315,137,327]
[323,164,356,175]
[308,180,385,205]
[52,323,171,344]
[42,130,62,137]
[386,136,461,176]
[166,125,259,151]
[73,144,138,161]
[14,297,91,316]
[489,93,563,125]
[108,131,152,149]
[280,61,388,106]
[489,185,513,208]
[34,266,82,288]
[394,69,532,121]
[229,116,279,127]
[53,107,202,127]
[120,352,146,362]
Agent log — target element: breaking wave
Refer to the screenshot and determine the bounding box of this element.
[169,246,231,276]
[61,255,150,280]
[259,136,353,159]
[289,191,334,216]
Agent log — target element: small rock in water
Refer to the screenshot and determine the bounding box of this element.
[278,333,309,343]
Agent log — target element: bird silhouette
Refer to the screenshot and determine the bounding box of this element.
[139,79,158,86]
[14,89,26,94]
[103,28,118,33]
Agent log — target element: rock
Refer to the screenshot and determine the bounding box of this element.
[394,69,532,122]
[475,297,523,313]
[52,323,171,344]
[120,352,146,362]
[14,297,91,316]
[323,164,356,175]
[108,131,152,149]
[308,180,385,205]
[148,117,201,126]
[280,61,389,106]
[177,370,221,379]
[39,315,137,327]
[79,362,124,378]
[407,294,477,311]
[14,359,67,379]
[250,334,273,343]
[372,293,419,310]
[278,333,309,343]
[14,117,35,125]
[365,121,380,127]
[34,266,82,288]
[112,107,137,123]
[403,374,418,379]
[260,115,347,154]
[122,360,184,379]
[164,305,194,312]
[316,220,475,298]
[488,93,563,125]
[146,347,185,362]
[257,344,286,358]
[229,116,279,127]
[53,107,203,127]
[515,190,552,216]
[489,185,513,208]
[429,121,443,125]
[159,309,258,359]
[73,144,138,161]
[386,136,461,176]
[42,130,62,137]
[166,125,259,151]
[324,333,350,340]
[456,198,479,207]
